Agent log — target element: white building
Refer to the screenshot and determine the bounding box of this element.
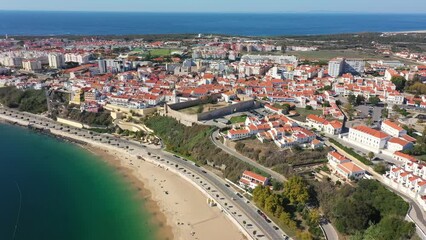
[381,119,407,137]
[22,59,42,71]
[328,58,344,77]
[239,170,269,190]
[327,151,350,167]
[48,53,65,69]
[387,137,413,152]
[227,129,251,140]
[65,53,90,64]
[336,162,366,180]
[348,125,390,153]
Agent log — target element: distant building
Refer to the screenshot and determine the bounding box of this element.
[48,53,65,69]
[22,59,42,72]
[328,58,344,77]
[98,58,107,74]
[345,59,365,75]
[239,170,269,190]
[328,58,365,77]
[65,53,90,65]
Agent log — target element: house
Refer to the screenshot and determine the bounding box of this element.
[325,120,343,135]
[393,151,418,164]
[227,129,251,140]
[311,139,324,149]
[387,137,414,152]
[381,119,407,137]
[336,162,365,180]
[327,151,350,167]
[239,170,269,190]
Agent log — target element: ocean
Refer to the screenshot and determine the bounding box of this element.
[0,11,426,36]
[0,124,156,240]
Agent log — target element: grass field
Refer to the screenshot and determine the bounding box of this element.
[229,115,247,124]
[292,107,323,122]
[149,48,180,56]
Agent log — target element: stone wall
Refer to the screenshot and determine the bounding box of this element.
[198,100,257,120]
[165,99,259,126]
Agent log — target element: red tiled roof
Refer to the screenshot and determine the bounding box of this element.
[329,151,347,161]
[338,162,364,174]
[382,120,404,132]
[242,170,268,182]
[394,151,418,162]
[352,125,389,139]
[388,137,410,146]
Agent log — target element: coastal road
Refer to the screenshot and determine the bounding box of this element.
[211,130,286,182]
[0,108,288,240]
[320,221,339,240]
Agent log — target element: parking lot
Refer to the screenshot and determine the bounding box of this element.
[346,104,384,128]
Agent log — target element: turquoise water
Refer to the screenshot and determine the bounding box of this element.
[0,124,156,240]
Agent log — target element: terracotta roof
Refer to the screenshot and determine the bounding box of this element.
[382,119,404,132]
[306,114,327,124]
[228,129,250,135]
[388,137,410,146]
[352,125,389,139]
[242,170,268,182]
[394,151,418,162]
[338,162,364,174]
[329,151,347,161]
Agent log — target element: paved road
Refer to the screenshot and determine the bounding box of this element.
[213,129,341,240]
[211,130,286,182]
[320,222,339,240]
[0,108,289,240]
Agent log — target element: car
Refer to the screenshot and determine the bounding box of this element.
[225,184,230,187]
[273,226,279,230]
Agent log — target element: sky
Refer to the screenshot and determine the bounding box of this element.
[0,0,425,13]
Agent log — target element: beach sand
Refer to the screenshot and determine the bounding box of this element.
[85,145,246,240]
[0,115,246,240]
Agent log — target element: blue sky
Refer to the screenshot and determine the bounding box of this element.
[0,0,425,13]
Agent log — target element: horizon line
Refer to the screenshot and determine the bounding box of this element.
[1,9,426,14]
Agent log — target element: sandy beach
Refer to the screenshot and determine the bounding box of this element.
[84,144,246,240]
[0,114,246,240]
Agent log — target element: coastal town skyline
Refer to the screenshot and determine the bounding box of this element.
[1,5,426,240]
[1,0,426,13]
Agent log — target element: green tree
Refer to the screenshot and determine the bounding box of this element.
[283,176,310,205]
[368,96,380,105]
[355,95,365,106]
[367,152,375,161]
[333,198,379,234]
[362,216,415,240]
[348,94,356,105]
[391,76,407,91]
[373,162,389,174]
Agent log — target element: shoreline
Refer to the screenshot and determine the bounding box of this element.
[82,144,174,240]
[0,117,246,240]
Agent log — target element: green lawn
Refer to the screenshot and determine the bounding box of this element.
[230,115,247,124]
[292,107,322,122]
[149,48,180,56]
